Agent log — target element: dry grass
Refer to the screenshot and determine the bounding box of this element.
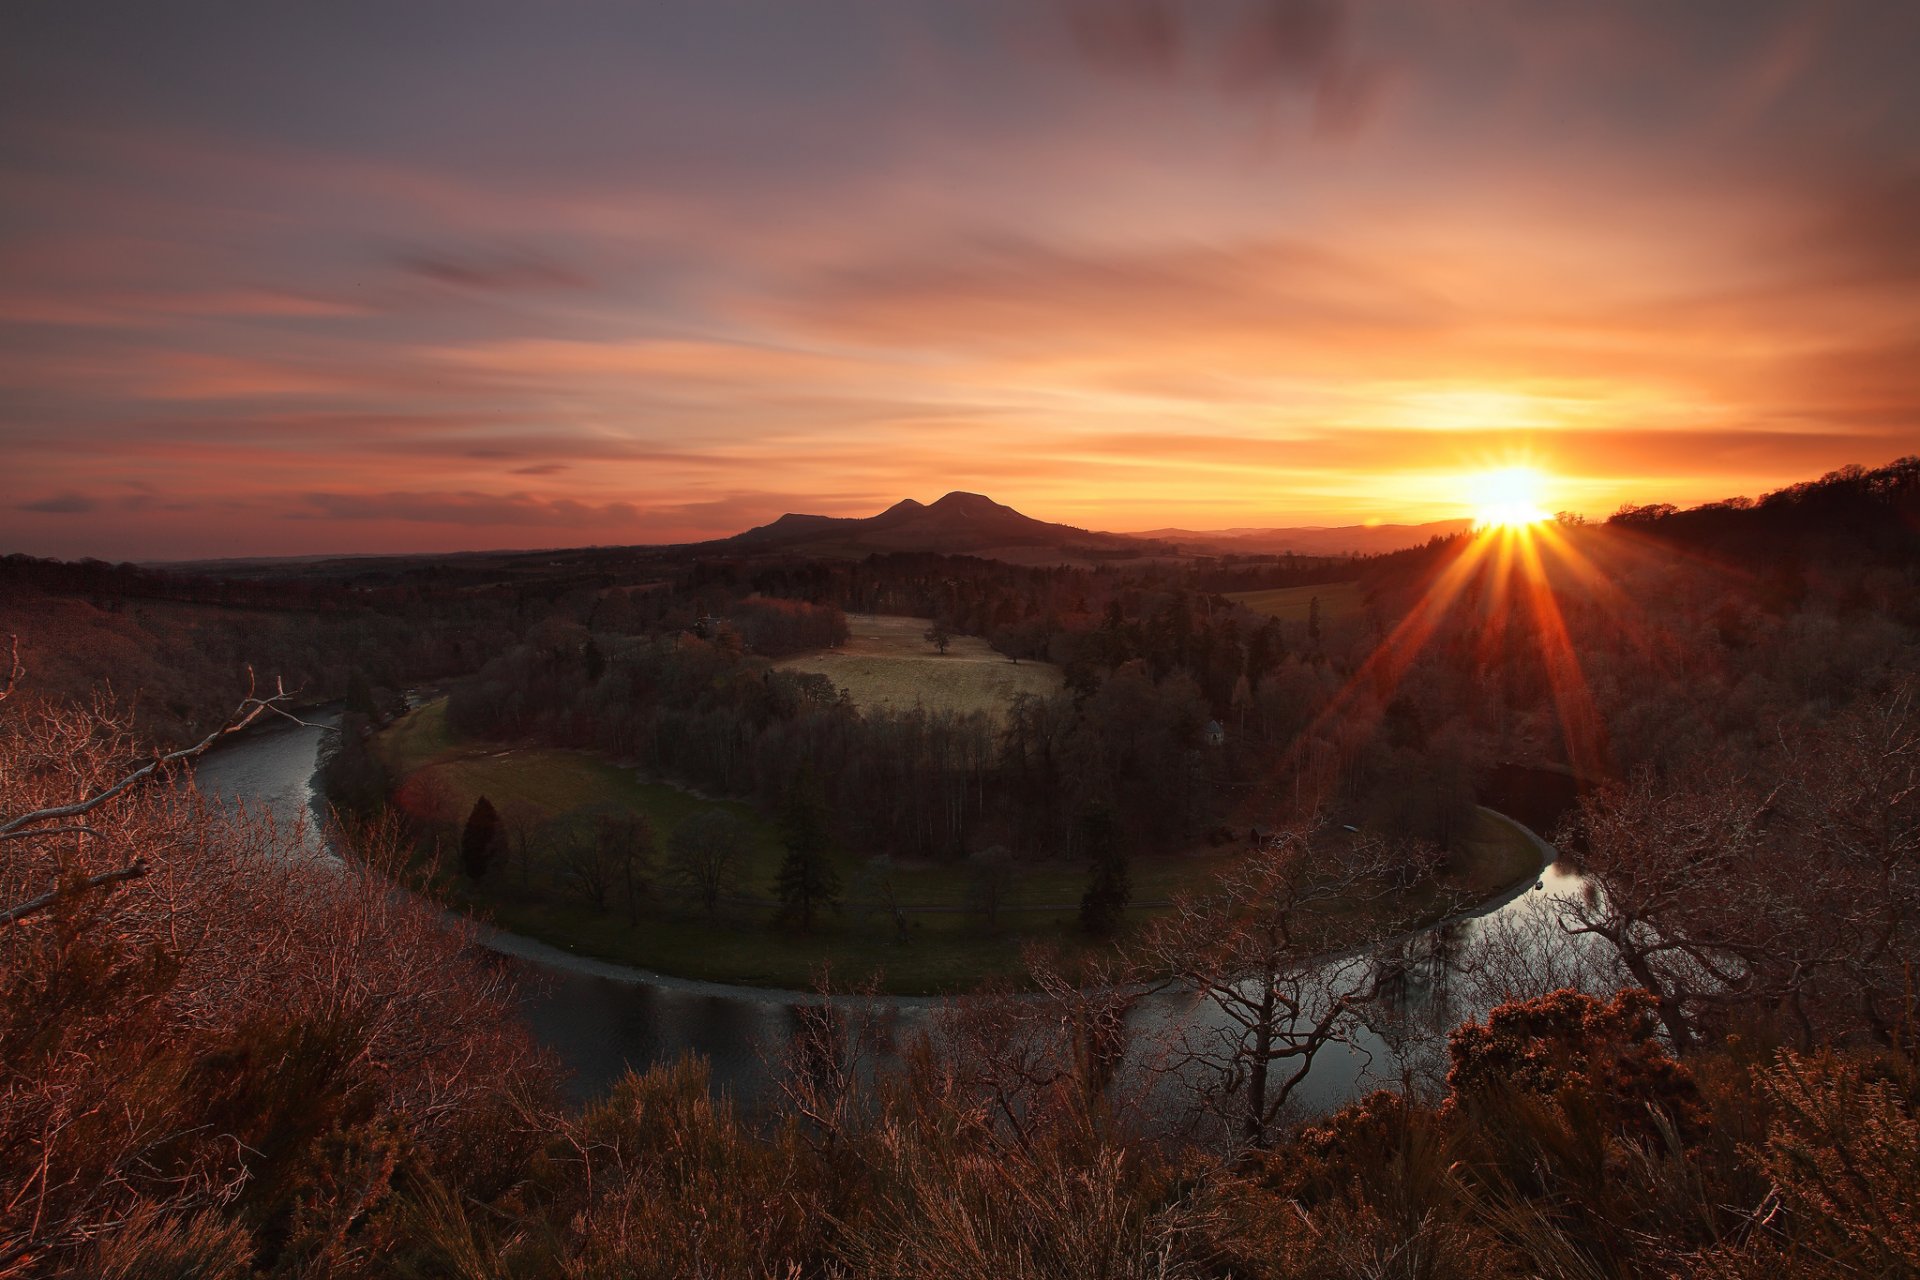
[775,614,1062,722]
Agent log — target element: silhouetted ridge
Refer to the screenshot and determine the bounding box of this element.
[734,512,843,542]
[1609,455,1920,564]
[926,491,1008,515]
[706,491,1137,558]
[869,498,927,527]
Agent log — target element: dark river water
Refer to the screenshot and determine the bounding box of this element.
[191,711,1591,1115]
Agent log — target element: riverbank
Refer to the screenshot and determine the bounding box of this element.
[373,699,1545,995]
[194,709,1579,1109]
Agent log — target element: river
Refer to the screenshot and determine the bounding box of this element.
[191,711,1592,1114]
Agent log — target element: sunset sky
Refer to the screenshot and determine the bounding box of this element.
[4,1,1918,560]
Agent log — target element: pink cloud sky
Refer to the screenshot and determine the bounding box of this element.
[2,1,1917,559]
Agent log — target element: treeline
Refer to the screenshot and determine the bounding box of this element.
[434,625,1211,861]
[1,541,1365,751]
[420,612,1477,865]
[0,552,363,611]
[0,584,514,745]
[730,549,1357,620]
[698,550,1366,717]
[1299,503,1920,790]
[697,551,1365,678]
[718,595,851,658]
[1610,454,1920,568]
[1183,553,1368,593]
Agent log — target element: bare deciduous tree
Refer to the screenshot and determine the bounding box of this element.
[1781,679,1920,1048]
[548,806,656,921]
[774,967,891,1154]
[964,845,1016,932]
[665,809,750,917]
[1143,824,1453,1148]
[1555,770,1789,1051]
[917,948,1148,1159]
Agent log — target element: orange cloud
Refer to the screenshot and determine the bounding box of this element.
[3,1,1918,558]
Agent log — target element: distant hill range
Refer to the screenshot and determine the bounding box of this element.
[706,491,1153,560]
[1125,520,1472,556]
[702,490,1466,560]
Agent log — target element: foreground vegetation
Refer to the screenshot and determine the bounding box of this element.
[6,687,1915,1278]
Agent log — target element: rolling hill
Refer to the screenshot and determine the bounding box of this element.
[1128,519,1472,556]
[708,491,1156,559]
[706,492,1469,560]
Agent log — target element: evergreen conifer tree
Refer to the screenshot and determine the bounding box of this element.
[774,777,840,931]
[1078,805,1131,937]
[461,795,500,882]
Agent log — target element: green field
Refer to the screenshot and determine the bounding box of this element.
[774,613,1062,724]
[376,699,1541,993]
[1228,581,1367,624]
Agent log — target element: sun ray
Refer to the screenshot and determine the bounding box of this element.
[1527,521,1672,671]
[1267,532,1497,812]
[1513,524,1609,780]
[1472,519,1521,672]
[1251,455,1768,824]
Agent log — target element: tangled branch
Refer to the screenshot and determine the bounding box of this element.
[0,862,148,927]
[0,638,309,925]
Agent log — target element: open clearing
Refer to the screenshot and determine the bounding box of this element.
[1228,580,1367,624]
[774,613,1062,721]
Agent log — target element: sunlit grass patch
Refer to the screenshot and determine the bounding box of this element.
[773,614,1062,723]
[1227,581,1366,624]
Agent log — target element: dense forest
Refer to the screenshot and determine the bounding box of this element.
[4,458,1919,1277]
[322,560,1473,866]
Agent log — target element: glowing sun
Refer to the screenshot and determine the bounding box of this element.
[1470,466,1550,530]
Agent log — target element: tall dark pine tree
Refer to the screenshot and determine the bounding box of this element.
[317,714,388,816]
[1078,805,1131,938]
[1246,617,1283,688]
[774,777,840,932]
[461,795,500,882]
[344,669,380,720]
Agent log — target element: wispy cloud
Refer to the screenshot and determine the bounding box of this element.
[2,1,1917,558]
[393,243,591,292]
[293,490,638,526]
[17,492,97,515]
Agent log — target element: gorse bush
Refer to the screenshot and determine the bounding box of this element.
[0,692,550,1277]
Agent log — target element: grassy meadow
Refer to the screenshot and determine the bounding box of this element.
[773,613,1062,723]
[1228,580,1367,624]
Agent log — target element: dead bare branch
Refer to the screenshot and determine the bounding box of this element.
[0,635,19,705]
[0,672,308,838]
[0,861,147,927]
[1138,822,1446,1148]
[0,825,101,843]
